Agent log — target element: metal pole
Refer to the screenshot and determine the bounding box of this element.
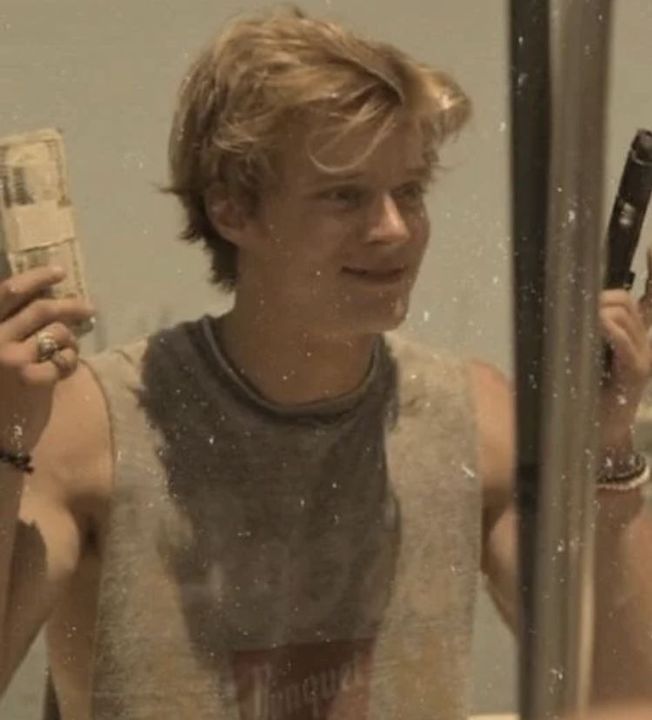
[534,2,612,715]
[510,1,613,718]
[508,0,552,713]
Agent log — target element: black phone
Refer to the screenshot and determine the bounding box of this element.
[602,129,652,377]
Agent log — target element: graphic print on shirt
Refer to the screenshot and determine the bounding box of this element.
[231,638,375,720]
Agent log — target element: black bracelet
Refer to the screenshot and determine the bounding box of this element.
[0,448,34,474]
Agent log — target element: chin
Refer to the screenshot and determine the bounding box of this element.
[344,297,411,336]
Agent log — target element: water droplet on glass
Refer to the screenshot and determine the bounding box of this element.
[550,667,564,682]
[461,464,476,479]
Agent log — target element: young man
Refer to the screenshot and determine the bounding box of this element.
[1,6,651,720]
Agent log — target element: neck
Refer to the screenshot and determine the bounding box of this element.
[216,300,379,407]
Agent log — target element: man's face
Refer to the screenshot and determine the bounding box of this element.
[238,118,432,338]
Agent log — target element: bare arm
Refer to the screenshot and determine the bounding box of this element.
[473,361,652,707]
[468,360,518,631]
[0,465,26,688]
[589,492,652,703]
[0,458,82,693]
[0,266,99,693]
[0,362,110,694]
[484,491,652,705]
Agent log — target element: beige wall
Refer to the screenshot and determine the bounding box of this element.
[1,1,650,717]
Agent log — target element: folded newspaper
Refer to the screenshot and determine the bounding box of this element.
[0,127,92,335]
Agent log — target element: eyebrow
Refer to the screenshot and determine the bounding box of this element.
[309,166,432,188]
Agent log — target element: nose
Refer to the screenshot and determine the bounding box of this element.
[366,193,410,244]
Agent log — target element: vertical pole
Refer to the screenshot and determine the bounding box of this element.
[509,1,613,717]
[508,0,551,714]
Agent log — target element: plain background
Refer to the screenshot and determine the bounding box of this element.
[1,1,651,717]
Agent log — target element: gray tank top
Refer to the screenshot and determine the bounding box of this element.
[77,315,481,720]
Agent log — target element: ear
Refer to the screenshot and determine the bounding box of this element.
[203,184,253,248]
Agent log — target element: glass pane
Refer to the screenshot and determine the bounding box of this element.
[0,2,650,720]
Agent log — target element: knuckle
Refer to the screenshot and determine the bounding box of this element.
[30,299,56,324]
[48,321,68,338]
[60,330,77,352]
[608,306,627,323]
[0,281,18,308]
[2,279,19,297]
[63,353,79,375]
[602,289,630,306]
[624,294,637,312]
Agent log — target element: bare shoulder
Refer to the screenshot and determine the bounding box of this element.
[468,360,516,515]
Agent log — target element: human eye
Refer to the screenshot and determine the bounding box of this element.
[393,181,428,204]
[321,185,365,209]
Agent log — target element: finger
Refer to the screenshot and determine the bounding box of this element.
[601,318,640,369]
[600,305,647,354]
[601,288,637,309]
[600,292,645,341]
[48,348,79,379]
[601,319,651,385]
[0,266,66,322]
[0,297,94,343]
[26,322,79,363]
[600,289,648,331]
[0,321,79,370]
[639,245,652,325]
[20,347,80,386]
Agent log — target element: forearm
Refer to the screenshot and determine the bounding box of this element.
[0,466,25,689]
[590,488,652,705]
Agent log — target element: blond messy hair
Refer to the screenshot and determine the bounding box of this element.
[166,4,471,291]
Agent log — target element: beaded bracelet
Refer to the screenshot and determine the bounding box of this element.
[597,451,650,493]
[0,448,34,474]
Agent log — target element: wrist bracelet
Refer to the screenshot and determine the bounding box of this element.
[0,448,34,474]
[597,451,650,492]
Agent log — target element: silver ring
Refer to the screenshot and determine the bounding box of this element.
[36,331,59,363]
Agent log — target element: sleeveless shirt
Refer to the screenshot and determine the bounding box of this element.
[56,315,481,720]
